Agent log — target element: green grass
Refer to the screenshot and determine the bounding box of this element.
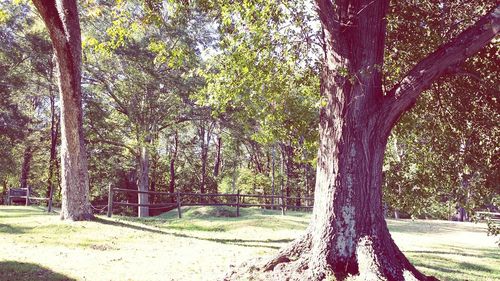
[0,206,498,281]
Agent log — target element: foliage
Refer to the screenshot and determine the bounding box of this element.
[0,0,497,221]
[382,0,499,219]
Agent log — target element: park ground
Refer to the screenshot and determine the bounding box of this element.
[0,206,498,281]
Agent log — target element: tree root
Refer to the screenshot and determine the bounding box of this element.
[221,232,440,281]
[262,229,312,271]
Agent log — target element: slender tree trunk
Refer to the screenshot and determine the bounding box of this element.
[251,141,264,173]
[213,135,222,178]
[302,163,307,207]
[2,179,7,204]
[199,123,212,197]
[393,138,402,219]
[199,125,206,196]
[271,145,276,209]
[280,143,295,208]
[46,93,59,201]
[138,142,150,217]
[19,145,33,191]
[169,131,178,202]
[32,0,92,220]
[150,150,159,203]
[279,148,285,212]
[224,2,499,281]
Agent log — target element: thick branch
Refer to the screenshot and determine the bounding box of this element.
[384,4,499,129]
[32,1,65,38]
[32,0,81,76]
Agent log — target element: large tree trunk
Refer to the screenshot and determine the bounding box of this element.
[32,0,92,221]
[225,1,499,280]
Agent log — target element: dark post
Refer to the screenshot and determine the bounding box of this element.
[107,183,113,217]
[176,191,182,219]
[25,187,30,206]
[281,188,286,216]
[7,188,11,205]
[271,144,275,210]
[48,182,54,213]
[236,190,240,217]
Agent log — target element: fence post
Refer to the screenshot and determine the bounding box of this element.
[7,188,11,205]
[25,187,30,206]
[281,189,286,216]
[107,183,113,217]
[176,191,182,219]
[236,190,240,217]
[47,183,54,213]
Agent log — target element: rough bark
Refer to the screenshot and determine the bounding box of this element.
[32,0,92,220]
[224,1,499,281]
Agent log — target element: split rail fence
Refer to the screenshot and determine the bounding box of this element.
[107,185,314,218]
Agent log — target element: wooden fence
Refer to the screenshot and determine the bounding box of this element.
[107,185,314,218]
[6,188,51,208]
[475,211,500,223]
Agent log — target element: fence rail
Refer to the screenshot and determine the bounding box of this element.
[475,211,500,223]
[107,186,314,218]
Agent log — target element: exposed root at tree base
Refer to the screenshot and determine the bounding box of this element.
[221,256,439,281]
[60,212,95,221]
[221,240,440,281]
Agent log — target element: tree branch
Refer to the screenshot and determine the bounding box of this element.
[383,4,499,129]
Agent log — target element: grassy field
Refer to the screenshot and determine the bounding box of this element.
[0,206,498,281]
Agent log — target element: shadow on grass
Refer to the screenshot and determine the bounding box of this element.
[0,223,30,234]
[0,206,52,219]
[94,217,291,250]
[0,261,75,281]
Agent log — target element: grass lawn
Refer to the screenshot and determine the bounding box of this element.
[0,206,498,281]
